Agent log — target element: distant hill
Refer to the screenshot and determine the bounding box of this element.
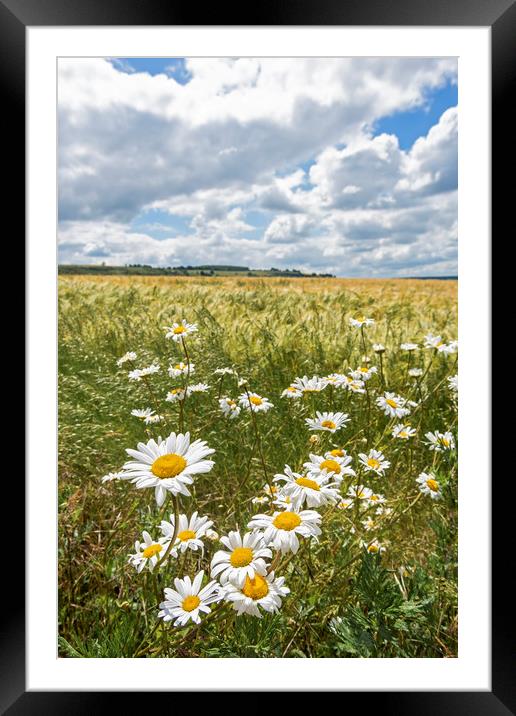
[58,264,336,278]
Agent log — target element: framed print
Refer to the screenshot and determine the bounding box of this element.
[5,0,508,710]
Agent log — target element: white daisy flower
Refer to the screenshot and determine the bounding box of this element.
[362,516,378,532]
[263,484,279,498]
[205,529,219,541]
[117,351,137,366]
[349,316,374,328]
[338,375,366,394]
[146,414,164,424]
[210,531,272,587]
[248,508,322,554]
[368,492,386,506]
[222,570,289,618]
[164,320,198,342]
[131,408,155,420]
[424,333,447,351]
[361,538,386,555]
[101,471,124,483]
[448,374,458,393]
[358,449,391,476]
[347,485,373,501]
[337,498,353,510]
[376,392,411,418]
[121,431,215,506]
[281,385,303,399]
[291,375,328,394]
[238,392,274,413]
[444,340,458,354]
[158,571,221,627]
[305,411,350,433]
[323,373,346,387]
[303,452,355,482]
[128,363,160,381]
[166,387,186,402]
[187,382,210,394]
[251,495,270,505]
[408,368,423,378]
[272,493,295,510]
[168,361,194,378]
[400,342,419,351]
[160,511,214,555]
[416,472,443,499]
[350,365,378,381]
[424,431,456,452]
[391,424,416,440]
[373,343,386,353]
[128,531,170,573]
[273,465,340,509]
[219,397,241,419]
[214,367,237,376]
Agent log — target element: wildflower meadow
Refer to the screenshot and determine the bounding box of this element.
[58,275,458,658]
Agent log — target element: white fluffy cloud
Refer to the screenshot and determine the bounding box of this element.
[58,57,457,276]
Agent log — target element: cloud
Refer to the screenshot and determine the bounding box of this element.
[58,57,458,276]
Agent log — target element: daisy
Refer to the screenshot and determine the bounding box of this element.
[160,511,214,555]
[272,493,295,510]
[128,363,160,381]
[416,472,443,500]
[214,367,237,376]
[424,333,447,351]
[349,316,374,328]
[187,382,210,394]
[251,495,269,505]
[128,531,170,573]
[120,431,215,506]
[337,498,353,511]
[281,385,303,399]
[305,411,350,433]
[238,392,274,413]
[448,374,458,393]
[373,343,386,353]
[339,375,366,394]
[391,424,416,440]
[222,571,289,618]
[145,413,164,424]
[205,529,219,542]
[291,375,328,394]
[248,509,322,554]
[350,366,378,381]
[303,452,355,482]
[273,465,340,509]
[117,351,137,366]
[362,516,378,532]
[131,408,154,421]
[158,571,221,627]
[219,397,241,419]
[359,449,391,476]
[424,431,456,452]
[400,342,419,351]
[210,531,272,587]
[166,387,186,402]
[408,368,423,378]
[164,320,198,342]
[168,361,194,378]
[361,538,386,555]
[347,485,373,501]
[101,471,124,483]
[376,392,411,418]
[368,492,386,506]
[324,373,347,386]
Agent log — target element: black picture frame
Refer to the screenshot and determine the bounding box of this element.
[6,0,506,711]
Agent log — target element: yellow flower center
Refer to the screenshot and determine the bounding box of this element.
[177,530,196,542]
[370,495,379,501]
[230,547,254,567]
[173,326,186,334]
[359,367,368,373]
[399,431,408,438]
[142,543,162,559]
[273,511,302,531]
[151,453,187,479]
[242,574,269,600]
[367,458,381,469]
[330,449,345,457]
[250,396,263,406]
[426,479,439,492]
[295,477,320,491]
[368,544,380,554]
[321,420,336,429]
[320,459,341,474]
[386,399,398,408]
[439,437,450,447]
[182,595,200,612]
[174,363,184,370]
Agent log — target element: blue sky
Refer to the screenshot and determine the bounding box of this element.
[58,57,458,276]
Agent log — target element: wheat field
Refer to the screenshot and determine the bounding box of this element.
[58,275,458,658]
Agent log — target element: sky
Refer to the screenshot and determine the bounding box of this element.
[58,57,458,277]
